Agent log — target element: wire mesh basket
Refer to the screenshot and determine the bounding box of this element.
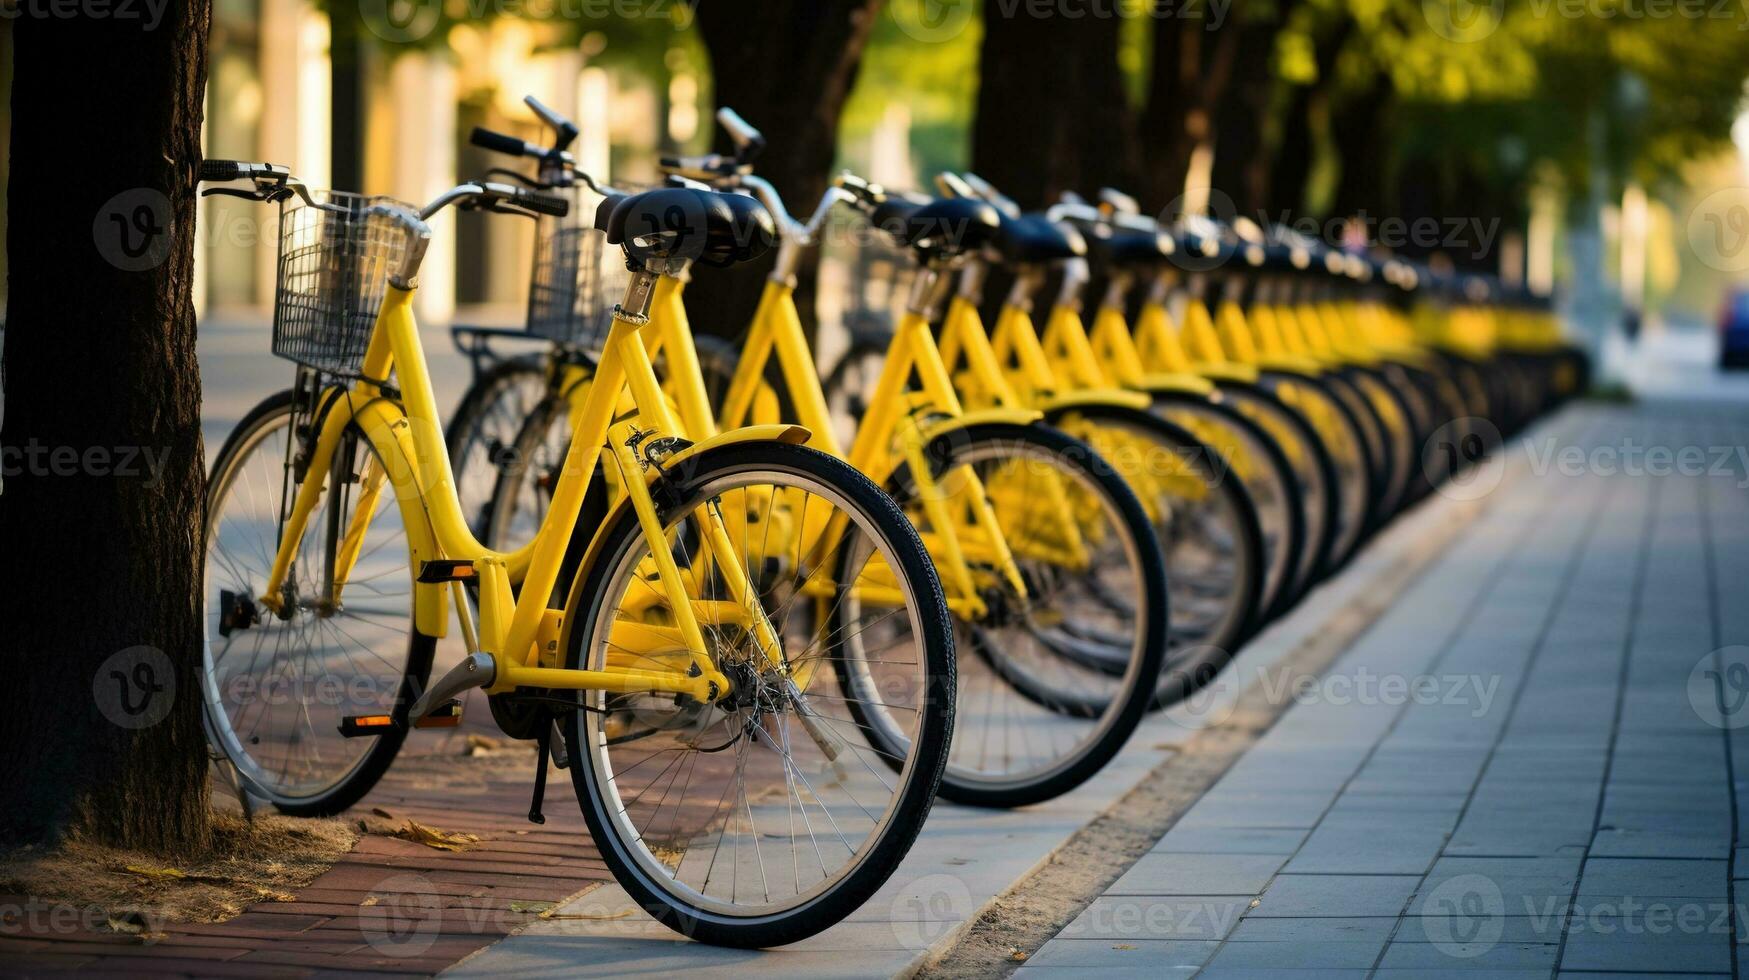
[272,190,410,377]
[525,182,634,350]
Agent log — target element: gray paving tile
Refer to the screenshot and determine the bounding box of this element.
[1023,937,1216,969]
[1203,939,1387,969]
[1575,858,1727,899]
[1377,940,1559,970]
[1561,933,1733,972]
[1055,896,1250,941]
[1247,875,1420,917]
[1282,825,1449,875]
[1375,972,1550,980]
[1226,916,1396,944]
[1151,825,1309,855]
[1193,971,1370,980]
[1014,967,1198,979]
[1104,853,1286,896]
[1557,974,1727,980]
[1397,915,1567,945]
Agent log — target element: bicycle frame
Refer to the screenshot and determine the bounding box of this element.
[253,271,808,709]
[641,272,1057,620]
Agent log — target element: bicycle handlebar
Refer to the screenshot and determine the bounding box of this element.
[417,181,568,221]
[523,94,578,151]
[716,107,766,162]
[470,126,544,160]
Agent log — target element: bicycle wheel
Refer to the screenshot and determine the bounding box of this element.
[867,422,1167,808]
[1214,380,1342,600]
[822,338,888,455]
[563,442,954,948]
[1317,370,1393,533]
[1150,391,1306,625]
[203,389,434,815]
[482,392,572,553]
[444,353,549,539]
[1044,404,1264,707]
[1259,371,1375,575]
[1342,365,1418,527]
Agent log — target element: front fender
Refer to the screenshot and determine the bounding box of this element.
[344,399,451,638]
[661,423,811,472]
[1038,388,1152,414]
[918,407,1041,445]
[1137,372,1216,397]
[1196,362,1260,383]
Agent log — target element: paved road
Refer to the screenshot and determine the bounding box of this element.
[1019,395,1749,978]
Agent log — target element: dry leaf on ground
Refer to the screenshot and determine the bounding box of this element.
[396,819,482,852]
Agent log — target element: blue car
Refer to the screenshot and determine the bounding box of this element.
[1723,289,1749,369]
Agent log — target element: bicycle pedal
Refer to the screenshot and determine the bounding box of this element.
[413,700,464,729]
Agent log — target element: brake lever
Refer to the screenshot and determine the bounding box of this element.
[201,186,276,203]
[483,167,547,189]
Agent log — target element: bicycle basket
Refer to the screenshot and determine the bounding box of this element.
[525,182,634,350]
[272,191,411,377]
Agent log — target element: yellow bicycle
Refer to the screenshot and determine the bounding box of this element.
[197,161,955,947]
[484,108,1169,809]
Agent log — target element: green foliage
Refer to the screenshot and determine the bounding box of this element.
[1329,0,1749,196]
[838,1,985,183]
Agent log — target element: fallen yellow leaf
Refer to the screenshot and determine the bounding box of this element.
[397,819,482,852]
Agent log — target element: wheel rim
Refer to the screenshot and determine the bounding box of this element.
[872,434,1150,790]
[579,464,934,918]
[203,407,415,804]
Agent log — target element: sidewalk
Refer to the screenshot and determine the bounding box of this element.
[1014,396,1749,978]
[3,390,1743,978]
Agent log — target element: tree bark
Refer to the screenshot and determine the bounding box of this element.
[687,0,883,343]
[1206,13,1283,219]
[1138,15,1203,209]
[1266,11,1351,215]
[1328,78,1393,224]
[1,0,213,853]
[972,1,1141,208]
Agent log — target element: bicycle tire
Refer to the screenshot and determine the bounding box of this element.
[203,389,435,816]
[868,421,1167,808]
[562,442,954,948]
[1042,403,1265,708]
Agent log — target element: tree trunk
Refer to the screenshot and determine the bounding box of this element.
[1328,79,1392,224]
[1138,16,1203,210]
[1266,12,1351,214]
[1207,15,1282,218]
[973,3,1140,208]
[1140,0,1293,214]
[687,0,883,344]
[1,0,213,853]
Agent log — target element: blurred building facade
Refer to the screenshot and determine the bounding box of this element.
[195,0,694,326]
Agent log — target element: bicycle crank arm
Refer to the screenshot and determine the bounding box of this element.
[406,652,498,725]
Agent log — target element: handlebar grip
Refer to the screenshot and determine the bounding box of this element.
[471,126,531,158]
[200,159,243,182]
[716,107,766,156]
[523,95,579,151]
[516,188,570,218]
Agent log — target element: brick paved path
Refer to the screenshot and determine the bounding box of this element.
[0,729,612,976]
[1022,397,1749,978]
